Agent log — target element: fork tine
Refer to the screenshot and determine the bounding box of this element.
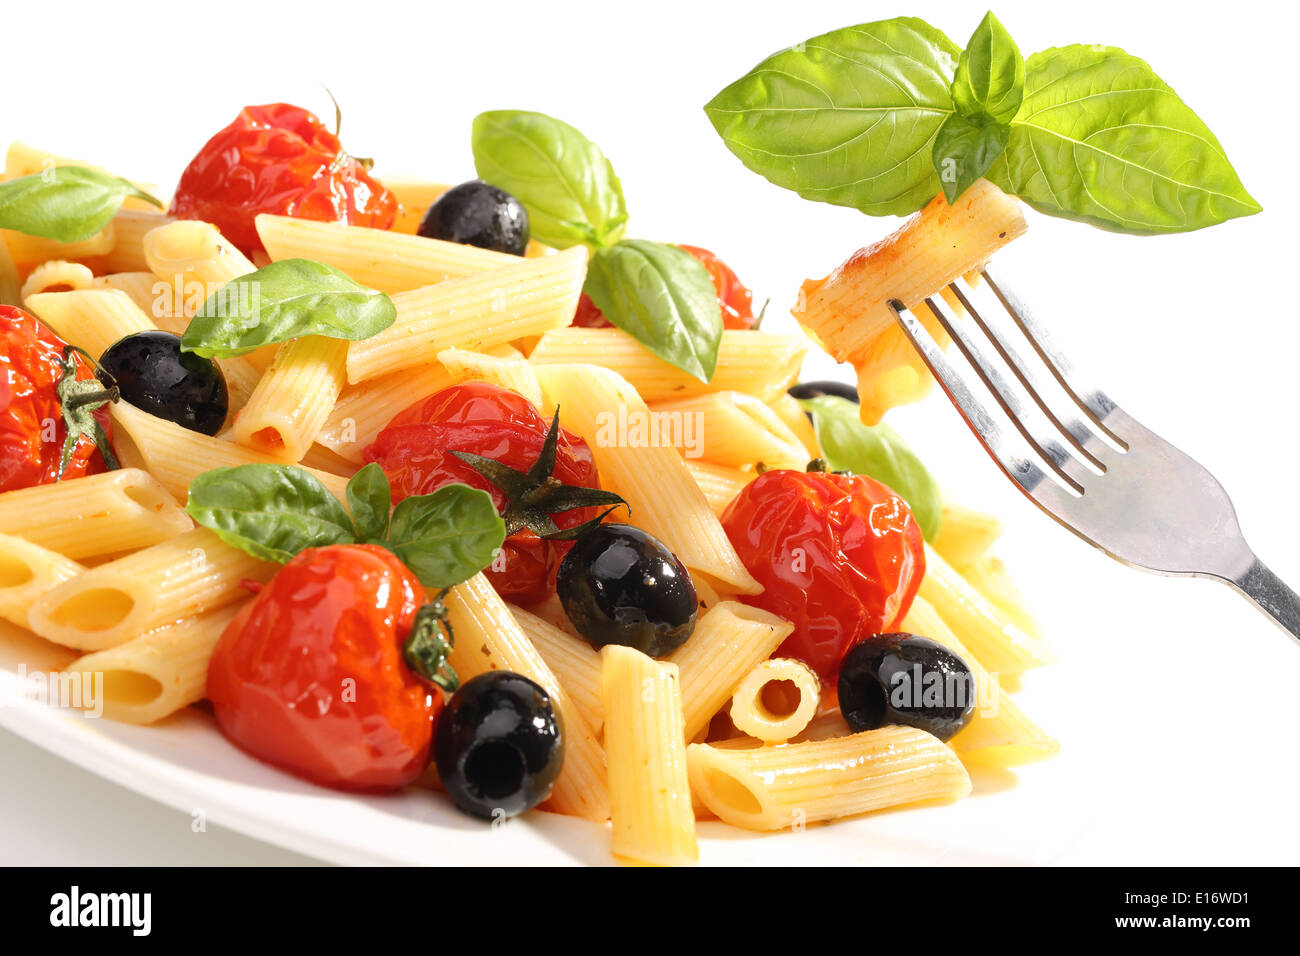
[890,300,1079,516]
[948,276,1114,468]
[980,266,1128,448]
[919,293,1092,491]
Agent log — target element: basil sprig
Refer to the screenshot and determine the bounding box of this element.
[186,463,505,588]
[181,259,396,358]
[472,110,628,250]
[472,110,722,381]
[706,12,1260,235]
[583,240,722,382]
[801,395,942,541]
[0,166,162,242]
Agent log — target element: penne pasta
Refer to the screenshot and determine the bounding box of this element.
[380,177,452,234]
[2,226,116,271]
[0,534,84,629]
[687,725,972,831]
[933,500,1004,568]
[955,553,1043,641]
[103,208,174,273]
[20,260,95,300]
[444,573,609,822]
[24,288,152,357]
[509,604,603,733]
[535,363,761,593]
[682,459,754,517]
[0,469,192,560]
[347,246,588,383]
[64,602,243,724]
[230,336,349,462]
[648,391,808,471]
[316,362,456,463]
[438,348,544,408]
[728,657,820,743]
[768,391,821,459]
[142,220,258,326]
[255,214,520,293]
[666,601,793,741]
[27,527,275,651]
[601,645,697,866]
[529,327,808,403]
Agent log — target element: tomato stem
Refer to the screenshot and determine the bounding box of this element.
[404,596,459,694]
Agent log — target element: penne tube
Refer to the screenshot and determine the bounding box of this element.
[438,348,544,408]
[445,573,608,822]
[347,246,588,383]
[0,534,84,629]
[682,459,754,517]
[27,527,275,651]
[666,601,793,741]
[901,594,1057,766]
[529,327,808,403]
[509,603,603,733]
[955,553,1042,640]
[255,214,520,293]
[728,657,820,743]
[932,500,1004,567]
[143,220,257,320]
[768,391,821,459]
[24,288,152,357]
[381,177,452,234]
[90,271,168,321]
[535,364,761,593]
[110,401,349,504]
[687,725,972,831]
[103,208,174,273]
[317,362,455,463]
[64,602,243,724]
[230,336,349,462]
[648,391,808,471]
[0,469,192,560]
[601,645,697,866]
[918,543,1053,675]
[20,260,95,300]
[2,225,116,270]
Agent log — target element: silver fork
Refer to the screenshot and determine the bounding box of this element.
[890,266,1300,644]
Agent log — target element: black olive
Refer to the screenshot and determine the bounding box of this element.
[787,380,859,403]
[418,180,530,255]
[837,633,976,741]
[557,523,698,657]
[434,671,564,820]
[98,331,227,435]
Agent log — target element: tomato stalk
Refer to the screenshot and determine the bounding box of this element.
[403,590,459,694]
[54,347,119,480]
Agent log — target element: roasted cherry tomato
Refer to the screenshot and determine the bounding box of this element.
[572,244,758,330]
[207,544,452,792]
[170,103,397,256]
[364,382,603,606]
[721,468,925,681]
[0,305,115,492]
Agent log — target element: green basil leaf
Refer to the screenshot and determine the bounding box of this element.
[988,45,1261,234]
[801,395,942,541]
[472,110,628,249]
[704,17,959,217]
[933,113,1011,204]
[347,463,392,542]
[181,259,397,358]
[583,239,721,382]
[952,11,1025,124]
[0,166,162,242]
[388,484,506,589]
[185,465,357,563]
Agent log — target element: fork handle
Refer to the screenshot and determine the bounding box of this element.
[1229,557,1300,645]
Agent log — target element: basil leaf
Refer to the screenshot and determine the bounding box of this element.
[583,239,722,382]
[933,113,1011,204]
[182,259,397,358]
[952,11,1024,125]
[0,166,161,242]
[185,465,357,562]
[801,396,942,541]
[704,17,959,217]
[347,463,392,542]
[472,110,628,250]
[388,484,506,589]
[988,45,1261,234]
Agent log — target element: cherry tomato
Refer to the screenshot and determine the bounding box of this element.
[721,469,926,681]
[170,103,397,256]
[0,305,113,492]
[572,244,758,331]
[207,544,442,792]
[364,382,601,606]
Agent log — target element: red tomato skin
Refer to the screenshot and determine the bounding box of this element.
[572,244,758,331]
[721,470,926,681]
[363,382,600,605]
[0,305,111,492]
[206,544,439,792]
[169,103,397,256]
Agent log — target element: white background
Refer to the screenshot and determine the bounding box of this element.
[1,0,1298,864]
